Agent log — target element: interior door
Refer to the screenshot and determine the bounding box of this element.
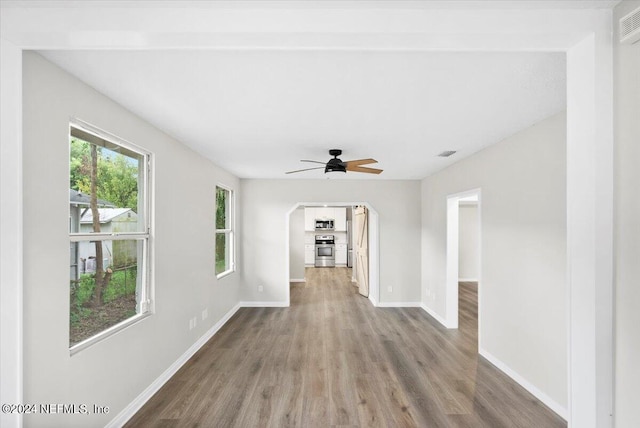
[354,205,369,297]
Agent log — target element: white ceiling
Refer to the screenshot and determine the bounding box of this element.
[38,24,566,181]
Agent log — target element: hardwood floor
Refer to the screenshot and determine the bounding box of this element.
[125,269,566,427]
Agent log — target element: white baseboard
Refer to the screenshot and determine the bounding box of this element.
[458,278,479,282]
[479,348,568,421]
[420,303,448,327]
[106,302,242,428]
[368,294,378,306]
[377,301,422,307]
[289,278,306,283]
[239,301,289,307]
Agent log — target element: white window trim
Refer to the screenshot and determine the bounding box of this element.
[216,184,235,279]
[69,119,153,355]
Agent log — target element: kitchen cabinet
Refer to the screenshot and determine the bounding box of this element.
[336,243,347,265]
[315,207,334,219]
[304,206,347,231]
[334,207,347,231]
[334,231,347,243]
[304,208,316,231]
[305,244,315,265]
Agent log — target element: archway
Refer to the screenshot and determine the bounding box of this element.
[285,202,380,306]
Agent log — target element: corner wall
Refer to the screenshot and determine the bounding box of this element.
[421,112,567,414]
[21,52,241,427]
[289,207,305,280]
[613,2,640,427]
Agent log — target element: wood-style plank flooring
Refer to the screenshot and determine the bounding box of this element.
[126,268,566,427]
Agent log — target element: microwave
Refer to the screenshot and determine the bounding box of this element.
[315,219,335,231]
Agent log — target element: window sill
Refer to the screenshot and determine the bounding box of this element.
[70,311,152,356]
[216,269,235,280]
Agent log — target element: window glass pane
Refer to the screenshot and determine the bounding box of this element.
[216,187,228,230]
[215,186,233,276]
[215,233,228,275]
[69,133,143,233]
[69,239,144,347]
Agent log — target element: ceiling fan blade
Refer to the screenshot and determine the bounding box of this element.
[285,166,326,174]
[346,165,383,174]
[344,158,378,167]
[300,160,327,165]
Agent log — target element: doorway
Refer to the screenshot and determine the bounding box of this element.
[286,202,380,306]
[445,189,481,335]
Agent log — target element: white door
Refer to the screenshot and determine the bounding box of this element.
[354,206,369,297]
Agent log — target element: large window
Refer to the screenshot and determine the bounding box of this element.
[69,120,151,352]
[216,185,234,277]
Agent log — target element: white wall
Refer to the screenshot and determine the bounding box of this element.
[0,40,23,428]
[421,112,567,413]
[458,203,479,281]
[289,207,305,280]
[21,52,241,427]
[614,2,640,427]
[240,179,421,304]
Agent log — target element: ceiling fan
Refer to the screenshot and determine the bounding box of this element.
[286,149,383,175]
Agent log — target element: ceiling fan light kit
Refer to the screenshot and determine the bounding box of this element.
[286,149,383,176]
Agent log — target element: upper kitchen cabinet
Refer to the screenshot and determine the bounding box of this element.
[304,208,316,231]
[334,207,347,231]
[315,207,334,219]
[304,206,347,231]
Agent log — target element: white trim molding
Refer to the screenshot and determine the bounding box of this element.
[240,301,289,308]
[420,303,448,327]
[377,301,422,308]
[368,294,378,307]
[480,347,568,421]
[105,303,241,428]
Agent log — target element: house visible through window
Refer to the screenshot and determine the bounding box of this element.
[216,186,234,277]
[69,120,151,352]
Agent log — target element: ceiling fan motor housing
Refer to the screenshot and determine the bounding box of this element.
[326,157,346,173]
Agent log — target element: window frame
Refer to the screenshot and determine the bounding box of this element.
[215,184,235,279]
[69,119,153,355]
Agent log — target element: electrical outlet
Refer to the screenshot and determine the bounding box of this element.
[258,285,264,292]
[387,286,392,293]
[202,308,208,320]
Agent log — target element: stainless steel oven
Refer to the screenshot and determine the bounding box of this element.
[315,235,335,268]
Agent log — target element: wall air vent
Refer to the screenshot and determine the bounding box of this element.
[438,150,457,158]
[620,7,640,45]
